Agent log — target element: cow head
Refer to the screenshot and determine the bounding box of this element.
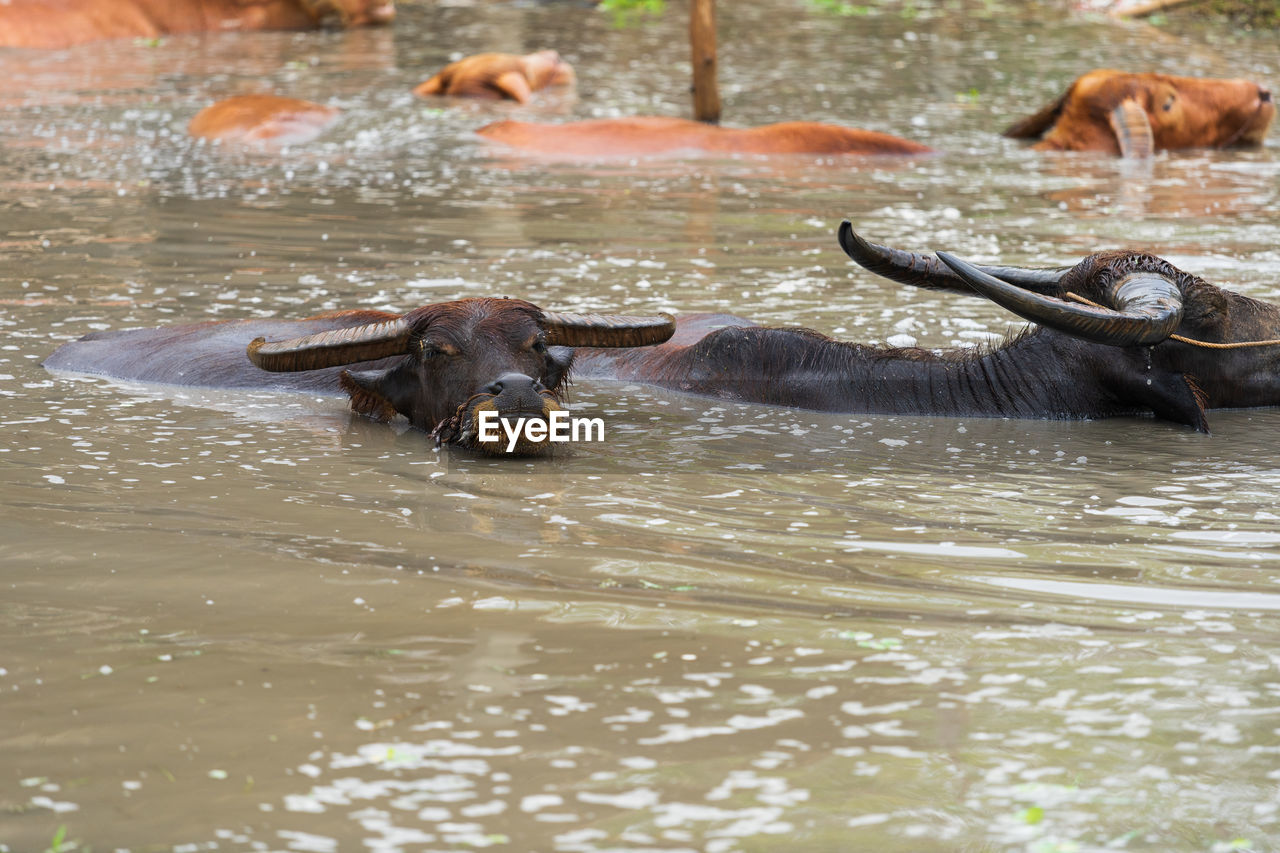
[1005,70,1274,157]
[247,298,673,455]
[839,222,1280,430]
[519,50,576,92]
[414,50,575,103]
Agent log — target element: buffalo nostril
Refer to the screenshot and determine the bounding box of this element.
[487,372,540,398]
[1261,88,1272,103]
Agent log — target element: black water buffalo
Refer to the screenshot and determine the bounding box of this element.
[575,222,1280,431]
[44,298,674,455]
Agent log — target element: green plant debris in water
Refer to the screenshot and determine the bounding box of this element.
[43,825,84,853]
[599,0,666,28]
[1198,0,1280,27]
[808,0,875,16]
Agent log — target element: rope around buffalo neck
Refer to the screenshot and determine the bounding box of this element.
[1065,291,1280,349]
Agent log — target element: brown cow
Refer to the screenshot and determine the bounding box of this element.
[414,50,576,104]
[43,298,674,455]
[1005,70,1274,157]
[0,0,394,50]
[476,116,931,157]
[188,95,339,145]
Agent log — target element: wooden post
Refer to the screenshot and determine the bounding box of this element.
[690,0,721,124]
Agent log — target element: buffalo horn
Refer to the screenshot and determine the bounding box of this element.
[247,317,412,372]
[540,311,676,348]
[838,220,1070,295]
[936,251,1183,346]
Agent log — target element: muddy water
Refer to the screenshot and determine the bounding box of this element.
[3,1,1280,851]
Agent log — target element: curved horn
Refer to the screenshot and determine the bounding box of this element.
[247,317,412,372]
[936,251,1183,347]
[540,311,676,348]
[838,220,1070,295]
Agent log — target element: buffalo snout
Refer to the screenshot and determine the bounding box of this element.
[484,372,550,412]
[464,372,562,456]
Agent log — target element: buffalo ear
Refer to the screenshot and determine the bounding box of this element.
[1108,99,1154,158]
[1004,88,1069,139]
[413,73,445,98]
[339,369,400,421]
[492,71,533,103]
[1118,368,1210,433]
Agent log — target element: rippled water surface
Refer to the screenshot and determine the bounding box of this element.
[3,1,1280,851]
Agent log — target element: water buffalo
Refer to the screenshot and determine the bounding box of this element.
[476,117,932,158]
[44,299,675,455]
[1004,70,1274,157]
[575,222,1280,431]
[414,50,575,104]
[188,95,339,145]
[0,0,394,50]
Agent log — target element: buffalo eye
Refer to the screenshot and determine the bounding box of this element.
[532,337,548,354]
[1162,94,1175,112]
[542,345,573,389]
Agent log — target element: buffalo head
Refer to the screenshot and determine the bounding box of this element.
[413,50,576,103]
[839,222,1280,430]
[1004,70,1274,157]
[247,297,673,454]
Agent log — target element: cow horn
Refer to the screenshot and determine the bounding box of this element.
[936,251,1183,347]
[540,311,676,348]
[247,317,412,372]
[838,221,1070,295]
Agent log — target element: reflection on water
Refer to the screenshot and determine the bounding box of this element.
[2,1,1280,851]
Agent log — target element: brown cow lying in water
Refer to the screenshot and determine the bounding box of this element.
[414,50,576,104]
[44,299,674,455]
[477,117,932,157]
[575,222,1280,432]
[1004,70,1274,157]
[0,0,394,50]
[189,95,339,145]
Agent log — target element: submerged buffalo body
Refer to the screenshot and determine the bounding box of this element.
[45,298,674,455]
[476,117,932,158]
[0,0,394,50]
[188,95,340,145]
[577,223,1280,431]
[1005,70,1274,157]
